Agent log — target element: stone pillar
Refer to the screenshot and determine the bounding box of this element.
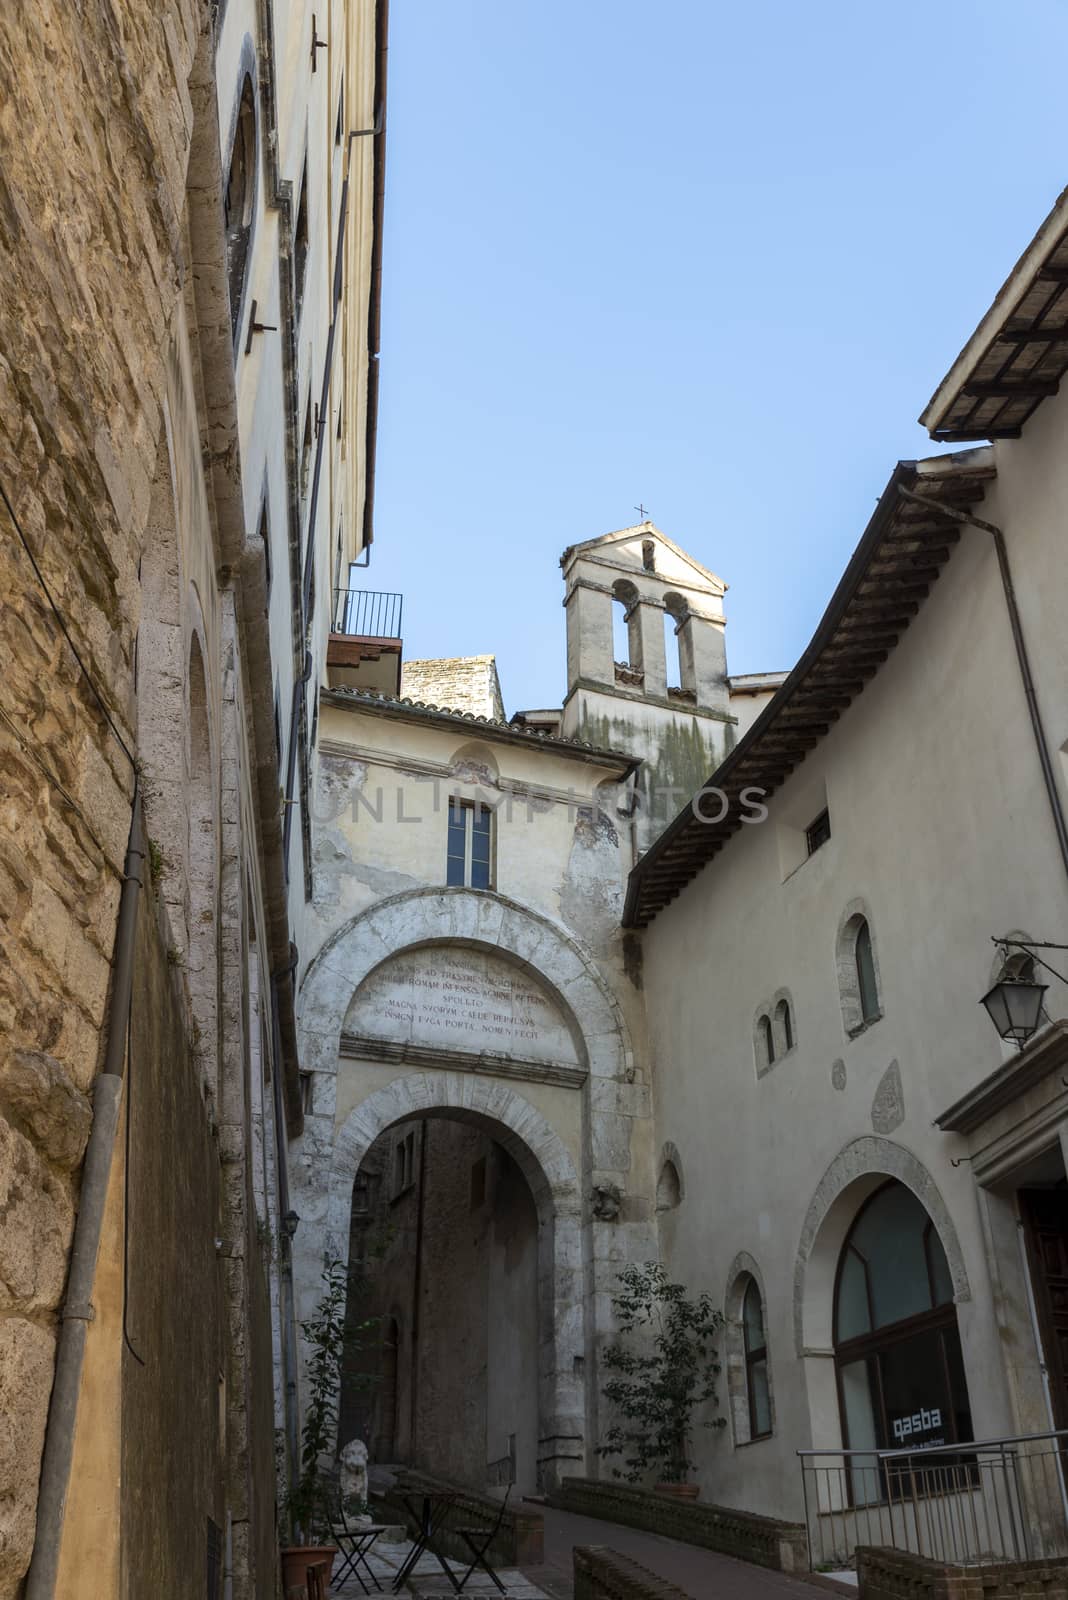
[634,601,667,698]
[565,582,614,689]
[677,613,728,713]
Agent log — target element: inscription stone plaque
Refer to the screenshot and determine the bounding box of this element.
[344,946,581,1067]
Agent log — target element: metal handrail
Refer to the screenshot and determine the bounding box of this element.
[332,588,403,639]
[798,1427,1068,1463]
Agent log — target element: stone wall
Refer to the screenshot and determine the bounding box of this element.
[550,1480,808,1573]
[342,1119,540,1492]
[401,656,506,720]
[121,883,226,1596]
[573,1545,695,1600]
[857,1546,1068,1600]
[0,1,200,1590]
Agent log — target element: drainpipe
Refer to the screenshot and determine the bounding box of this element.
[271,943,302,1489]
[409,1120,429,1464]
[25,784,145,1600]
[897,487,1068,887]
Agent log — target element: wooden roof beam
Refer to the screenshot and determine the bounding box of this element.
[998,323,1068,345]
[965,378,1060,399]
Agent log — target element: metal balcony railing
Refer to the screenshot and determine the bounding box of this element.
[332,589,403,639]
[798,1429,1068,1572]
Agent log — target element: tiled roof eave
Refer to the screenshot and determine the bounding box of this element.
[320,685,637,770]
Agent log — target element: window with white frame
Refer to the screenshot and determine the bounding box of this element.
[446,798,493,889]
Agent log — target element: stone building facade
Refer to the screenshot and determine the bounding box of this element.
[289,530,786,1493]
[0,0,384,1593]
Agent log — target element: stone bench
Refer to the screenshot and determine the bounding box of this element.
[857,1545,1068,1600]
[574,1544,696,1599]
[550,1477,808,1573]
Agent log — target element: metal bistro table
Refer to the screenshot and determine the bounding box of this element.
[390,1484,461,1594]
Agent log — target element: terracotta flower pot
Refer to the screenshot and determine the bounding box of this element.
[280,1544,337,1593]
[654,1481,700,1502]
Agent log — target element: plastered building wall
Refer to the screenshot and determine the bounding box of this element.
[639,388,1068,1520]
[292,690,660,1486]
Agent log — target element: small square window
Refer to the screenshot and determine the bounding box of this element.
[806,808,831,855]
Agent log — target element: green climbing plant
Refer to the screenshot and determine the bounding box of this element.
[595,1261,726,1485]
[284,1257,379,1543]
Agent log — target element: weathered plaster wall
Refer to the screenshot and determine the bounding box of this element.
[640,400,1068,1521]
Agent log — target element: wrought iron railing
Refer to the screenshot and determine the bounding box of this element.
[798,1429,1068,1572]
[332,588,403,639]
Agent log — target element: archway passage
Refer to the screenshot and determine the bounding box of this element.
[338,1114,541,1494]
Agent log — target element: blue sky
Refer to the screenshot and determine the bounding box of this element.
[364,0,1068,716]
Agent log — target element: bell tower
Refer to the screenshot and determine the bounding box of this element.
[560,520,735,849]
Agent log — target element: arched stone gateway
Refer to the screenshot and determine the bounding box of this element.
[327,1075,584,1489]
[292,887,654,1487]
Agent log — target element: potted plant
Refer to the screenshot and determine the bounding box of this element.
[281,1257,376,1592]
[595,1261,725,1499]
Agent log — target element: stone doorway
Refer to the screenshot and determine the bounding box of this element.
[338,1115,541,1494]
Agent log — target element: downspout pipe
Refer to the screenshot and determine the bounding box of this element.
[26,783,145,1600]
[897,487,1068,887]
[270,943,301,1490]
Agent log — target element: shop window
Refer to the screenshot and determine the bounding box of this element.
[834,1180,972,1503]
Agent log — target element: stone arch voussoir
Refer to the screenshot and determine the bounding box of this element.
[793,1135,971,1360]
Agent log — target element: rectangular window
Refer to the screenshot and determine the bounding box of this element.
[806,808,831,855]
[446,799,493,889]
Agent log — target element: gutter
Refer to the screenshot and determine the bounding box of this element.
[25,787,145,1600]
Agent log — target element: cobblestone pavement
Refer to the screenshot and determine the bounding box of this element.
[330,1534,553,1597]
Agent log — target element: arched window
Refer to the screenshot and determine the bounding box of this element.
[855,919,879,1023]
[758,1013,775,1070]
[225,76,257,337]
[775,997,794,1053]
[742,1279,772,1440]
[294,154,310,320]
[834,1181,972,1494]
[656,1160,681,1212]
[837,903,882,1037]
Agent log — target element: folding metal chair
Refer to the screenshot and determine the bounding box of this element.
[330,1494,386,1594]
[454,1483,511,1595]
